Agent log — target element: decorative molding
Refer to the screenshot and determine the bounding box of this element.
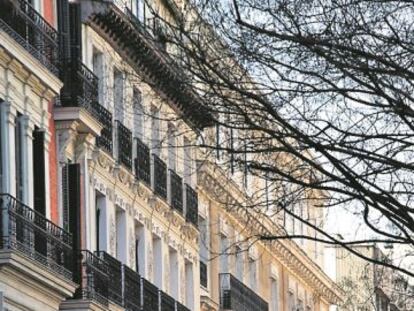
[197,160,344,304]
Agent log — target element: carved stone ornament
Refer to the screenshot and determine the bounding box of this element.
[98,152,109,169]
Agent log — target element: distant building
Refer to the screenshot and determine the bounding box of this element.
[325,244,414,311]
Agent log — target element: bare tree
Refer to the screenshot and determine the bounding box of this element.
[144,0,414,277]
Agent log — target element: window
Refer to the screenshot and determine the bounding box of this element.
[115,207,127,263]
[167,123,176,171]
[220,234,229,273]
[151,106,160,155]
[169,247,179,299]
[135,221,145,275]
[152,235,162,287]
[133,88,143,139]
[297,299,304,311]
[133,0,145,23]
[270,277,279,311]
[185,260,194,309]
[15,114,23,201]
[183,137,192,185]
[288,292,295,311]
[248,257,257,291]
[114,69,124,121]
[93,48,104,105]
[95,191,106,252]
[199,216,209,261]
[235,246,244,281]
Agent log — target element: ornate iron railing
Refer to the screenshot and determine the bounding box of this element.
[185,184,198,227]
[153,154,167,199]
[160,290,175,311]
[123,265,141,311]
[0,0,60,74]
[135,137,151,185]
[95,251,123,306]
[60,59,102,118]
[0,193,73,279]
[115,121,132,169]
[200,261,208,288]
[96,105,113,154]
[169,169,183,214]
[176,302,191,311]
[219,273,268,311]
[77,250,109,306]
[141,278,159,311]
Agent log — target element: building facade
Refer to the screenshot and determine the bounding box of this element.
[0,0,342,311]
[325,244,414,311]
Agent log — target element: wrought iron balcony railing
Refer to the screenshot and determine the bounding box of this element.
[123,265,141,311]
[219,273,268,311]
[153,154,167,199]
[141,278,159,311]
[135,137,151,185]
[0,0,60,74]
[60,59,102,118]
[185,184,198,227]
[115,121,132,169]
[200,261,208,288]
[176,301,191,311]
[169,169,183,214]
[95,251,123,306]
[0,193,73,279]
[160,290,175,311]
[96,105,113,155]
[77,250,109,306]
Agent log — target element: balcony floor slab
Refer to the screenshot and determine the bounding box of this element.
[0,250,78,311]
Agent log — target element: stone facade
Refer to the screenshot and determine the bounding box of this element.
[0,0,343,311]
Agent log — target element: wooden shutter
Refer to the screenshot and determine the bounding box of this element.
[33,129,45,215]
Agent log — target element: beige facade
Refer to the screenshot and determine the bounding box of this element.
[197,159,343,311]
[325,244,413,311]
[0,0,343,311]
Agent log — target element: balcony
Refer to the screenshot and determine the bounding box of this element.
[176,302,191,311]
[56,58,114,142]
[115,121,133,169]
[76,250,109,306]
[0,193,73,279]
[219,273,268,311]
[123,265,141,311]
[200,261,208,288]
[185,184,198,227]
[170,169,183,214]
[142,278,159,311]
[86,1,214,129]
[160,290,175,311]
[135,137,151,185]
[153,154,167,199]
[60,60,99,118]
[96,106,113,154]
[95,251,123,306]
[0,0,60,74]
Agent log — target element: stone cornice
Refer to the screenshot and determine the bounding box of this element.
[0,33,62,94]
[197,159,344,304]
